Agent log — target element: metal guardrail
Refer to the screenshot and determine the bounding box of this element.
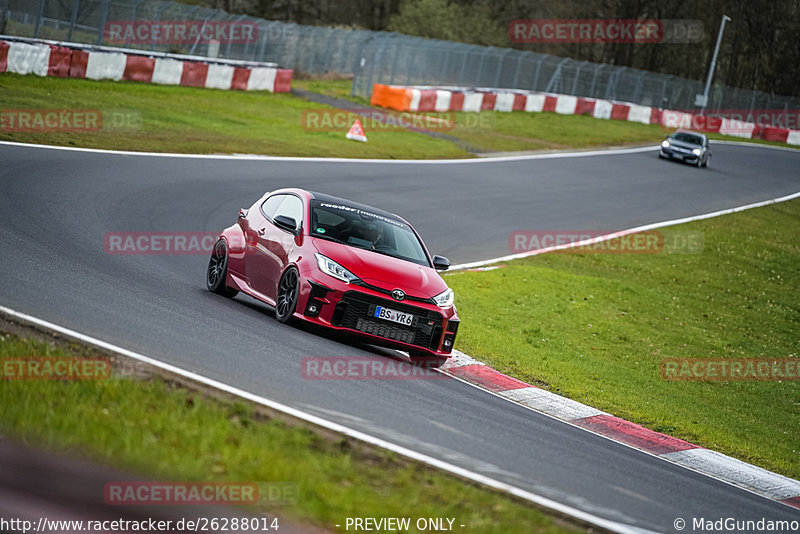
[3,0,797,112]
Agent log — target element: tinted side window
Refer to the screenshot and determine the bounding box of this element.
[261,195,286,219]
[274,195,304,226]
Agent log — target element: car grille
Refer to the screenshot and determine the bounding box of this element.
[333,291,444,350]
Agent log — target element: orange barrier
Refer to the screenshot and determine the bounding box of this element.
[370,84,412,111]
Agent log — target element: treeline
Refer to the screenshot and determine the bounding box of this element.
[207,0,800,96]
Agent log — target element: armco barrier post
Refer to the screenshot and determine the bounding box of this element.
[67,0,79,42]
[96,0,110,45]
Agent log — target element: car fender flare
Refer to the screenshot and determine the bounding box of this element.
[220,224,246,254]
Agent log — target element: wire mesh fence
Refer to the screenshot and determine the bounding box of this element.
[3,0,797,113]
[352,39,800,113]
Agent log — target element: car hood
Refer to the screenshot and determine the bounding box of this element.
[667,138,702,151]
[312,238,447,299]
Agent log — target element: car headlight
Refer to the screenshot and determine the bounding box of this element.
[661,140,670,148]
[315,253,359,284]
[692,148,702,156]
[432,287,454,308]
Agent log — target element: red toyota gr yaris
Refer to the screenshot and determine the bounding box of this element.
[206,189,459,364]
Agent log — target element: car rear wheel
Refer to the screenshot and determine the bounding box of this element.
[207,239,238,297]
[275,267,299,323]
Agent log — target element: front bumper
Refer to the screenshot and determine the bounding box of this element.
[297,278,458,356]
[660,147,700,163]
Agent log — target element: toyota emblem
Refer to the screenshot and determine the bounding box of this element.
[391,289,406,301]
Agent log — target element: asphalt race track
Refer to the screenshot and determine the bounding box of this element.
[1,142,799,532]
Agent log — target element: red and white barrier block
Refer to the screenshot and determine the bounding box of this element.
[370,84,800,146]
[0,37,292,93]
[440,350,800,510]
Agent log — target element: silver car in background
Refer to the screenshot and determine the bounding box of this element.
[659,130,711,167]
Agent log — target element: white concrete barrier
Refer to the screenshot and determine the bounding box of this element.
[627,103,652,124]
[555,95,577,115]
[719,118,755,138]
[434,90,451,112]
[247,67,276,91]
[6,42,50,76]
[462,92,484,113]
[494,92,515,112]
[151,58,184,85]
[593,99,613,120]
[85,51,126,81]
[205,63,234,90]
[524,93,545,112]
[406,88,421,112]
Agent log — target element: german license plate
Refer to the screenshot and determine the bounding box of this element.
[374,306,413,326]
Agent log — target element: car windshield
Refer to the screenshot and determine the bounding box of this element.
[310,200,430,267]
[672,132,703,145]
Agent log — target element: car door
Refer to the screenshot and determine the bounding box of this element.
[244,194,286,297]
[247,194,304,299]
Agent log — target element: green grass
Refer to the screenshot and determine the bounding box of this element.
[448,111,666,152]
[0,73,469,159]
[0,332,585,534]
[445,200,800,479]
[4,74,794,158]
[290,80,798,153]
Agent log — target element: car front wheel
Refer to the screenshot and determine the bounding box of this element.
[275,267,299,323]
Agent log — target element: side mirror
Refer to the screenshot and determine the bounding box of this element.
[238,208,249,219]
[274,215,299,235]
[432,255,450,271]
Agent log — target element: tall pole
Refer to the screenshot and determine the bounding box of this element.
[700,14,731,113]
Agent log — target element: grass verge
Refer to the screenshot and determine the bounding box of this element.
[446,199,800,480]
[4,74,794,158]
[0,73,468,159]
[0,326,587,534]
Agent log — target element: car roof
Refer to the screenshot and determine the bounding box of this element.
[673,129,707,138]
[308,190,409,225]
